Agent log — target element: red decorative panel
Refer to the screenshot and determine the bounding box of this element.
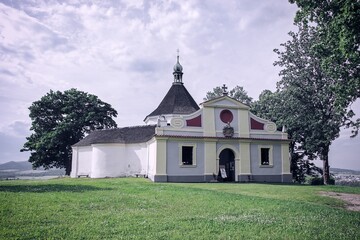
[220,109,233,123]
[250,118,264,130]
[186,115,202,127]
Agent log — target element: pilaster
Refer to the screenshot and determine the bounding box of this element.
[156,138,167,175]
[203,107,216,137]
[204,140,217,176]
[239,143,251,174]
[281,143,291,174]
[238,109,249,137]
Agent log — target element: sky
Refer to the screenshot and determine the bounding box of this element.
[0,0,359,170]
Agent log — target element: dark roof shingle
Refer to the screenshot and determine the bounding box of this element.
[73,125,156,147]
[146,84,199,118]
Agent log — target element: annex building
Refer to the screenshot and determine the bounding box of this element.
[71,55,292,182]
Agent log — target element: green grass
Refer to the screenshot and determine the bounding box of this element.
[0,178,359,239]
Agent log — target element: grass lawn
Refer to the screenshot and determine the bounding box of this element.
[0,178,359,239]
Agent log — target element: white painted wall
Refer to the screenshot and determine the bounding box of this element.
[70,147,78,178]
[91,144,127,178]
[71,146,92,177]
[126,143,148,175]
[147,140,157,181]
[77,146,92,176]
[72,143,150,178]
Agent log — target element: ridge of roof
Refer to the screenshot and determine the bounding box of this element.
[73,125,156,147]
[146,84,199,119]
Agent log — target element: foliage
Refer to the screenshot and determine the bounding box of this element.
[252,90,321,183]
[204,85,253,105]
[0,178,359,239]
[21,89,117,175]
[289,0,360,136]
[335,179,360,187]
[305,176,336,185]
[272,22,358,184]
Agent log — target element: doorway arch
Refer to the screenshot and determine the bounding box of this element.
[218,148,235,182]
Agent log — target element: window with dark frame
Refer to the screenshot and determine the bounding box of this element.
[261,148,270,165]
[182,146,193,165]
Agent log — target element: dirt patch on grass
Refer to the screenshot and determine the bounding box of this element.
[320,191,360,212]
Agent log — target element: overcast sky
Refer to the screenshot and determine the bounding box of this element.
[0,0,359,170]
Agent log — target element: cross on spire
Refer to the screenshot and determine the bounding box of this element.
[173,49,183,84]
[222,84,228,96]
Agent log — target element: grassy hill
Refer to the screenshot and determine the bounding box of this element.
[0,178,359,239]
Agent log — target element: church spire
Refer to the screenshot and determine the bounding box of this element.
[173,49,183,84]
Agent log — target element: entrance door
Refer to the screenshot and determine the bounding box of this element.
[219,149,235,182]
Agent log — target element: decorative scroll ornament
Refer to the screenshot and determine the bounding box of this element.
[265,122,276,132]
[223,123,234,138]
[170,117,184,128]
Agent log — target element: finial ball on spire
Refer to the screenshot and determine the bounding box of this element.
[173,49,183,72]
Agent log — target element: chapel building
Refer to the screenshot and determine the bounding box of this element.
[71,55,292,182]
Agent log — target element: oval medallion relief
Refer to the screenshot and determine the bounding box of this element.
[170,117,184,128]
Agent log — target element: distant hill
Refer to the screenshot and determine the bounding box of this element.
[0,161,33,171]
[0,161,65,179]
[331,168,360,175]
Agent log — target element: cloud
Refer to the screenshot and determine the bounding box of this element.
[0,120,30,138]
[0,132,30,164]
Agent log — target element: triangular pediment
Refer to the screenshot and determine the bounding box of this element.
[201,96,250,110]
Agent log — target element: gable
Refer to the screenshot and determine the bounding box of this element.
[249,113,277,132]
[201,96,250,110]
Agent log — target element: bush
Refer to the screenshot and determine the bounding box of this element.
[305,176,335,185]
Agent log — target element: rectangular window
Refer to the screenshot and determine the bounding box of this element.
[182,146,193,165]
[261,148,270,165]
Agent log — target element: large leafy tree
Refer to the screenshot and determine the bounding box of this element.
[273,24,357,184]
[252,90,321,183]
[21,89,118,175]
[204,85,253,105]
[290,0,360,136]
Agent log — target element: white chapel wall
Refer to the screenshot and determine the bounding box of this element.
[91,144,127,178]
[125,143,148,175]
[71,146,92,177]
[90,143,149,178]
[77,146,92,176]
[147,140,157,181]
[70,147,78,178]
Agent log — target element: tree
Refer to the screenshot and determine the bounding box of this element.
[204,85,253,105]
[252,90,321,183]
[273,24,351,184]
[21,89,118,175]
[289,0,360,136]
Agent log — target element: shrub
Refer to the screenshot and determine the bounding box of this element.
[305,176,335,185]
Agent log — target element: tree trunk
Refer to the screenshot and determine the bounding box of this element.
[322,146,330,185]
[65,157,72,176]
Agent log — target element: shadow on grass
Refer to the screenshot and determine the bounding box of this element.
[0,184,113,193]
[188,182,307,187]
